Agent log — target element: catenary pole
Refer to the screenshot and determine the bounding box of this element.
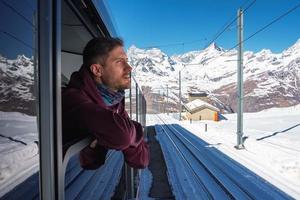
[167,84,169,115]
[236,8,245,149]
[179,70,182,120]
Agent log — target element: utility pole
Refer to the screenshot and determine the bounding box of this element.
[163,92,165,113]
[236,8,245,149]
[178,70,182,120]
[158,90,161,113]
[166,84,169,115]
[129,73,132,118]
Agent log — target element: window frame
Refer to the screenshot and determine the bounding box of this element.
[38,0,62,199]
[38,0,118,199]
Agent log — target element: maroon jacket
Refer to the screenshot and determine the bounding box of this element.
[62,66,149,169]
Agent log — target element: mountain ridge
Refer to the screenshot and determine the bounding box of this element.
[128,39,300,113]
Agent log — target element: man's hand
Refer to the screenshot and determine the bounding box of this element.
[90,139,98,148]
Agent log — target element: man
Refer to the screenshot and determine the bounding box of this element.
[62,37,149,169]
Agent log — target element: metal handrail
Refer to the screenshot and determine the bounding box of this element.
[60,136,93,200]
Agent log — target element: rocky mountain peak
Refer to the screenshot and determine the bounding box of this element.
[205,42,223,52]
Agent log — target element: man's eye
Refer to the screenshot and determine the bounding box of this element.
[117,59,126,64]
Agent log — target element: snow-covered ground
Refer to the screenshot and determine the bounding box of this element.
[0,111,39,197]
[145,104,300,199]
[1,105,299,199]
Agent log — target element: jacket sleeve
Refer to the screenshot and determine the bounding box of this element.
[79,144,108,170]
[123,140,149,169]
[63,89,138,151]
[122,121,149,169]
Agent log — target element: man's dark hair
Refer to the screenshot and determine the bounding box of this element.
[83,37,123,68]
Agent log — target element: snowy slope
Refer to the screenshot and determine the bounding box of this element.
[0,111,38,197]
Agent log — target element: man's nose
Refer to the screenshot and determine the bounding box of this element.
[126,62,132,71]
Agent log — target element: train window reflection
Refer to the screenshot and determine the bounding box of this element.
[0,0,39,198]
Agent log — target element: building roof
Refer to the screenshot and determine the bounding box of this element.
[184,99,219,113]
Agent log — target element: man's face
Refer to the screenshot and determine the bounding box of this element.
[100,46,132,91]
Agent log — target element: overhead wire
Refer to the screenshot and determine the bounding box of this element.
[215,2,300,60]
[0,0,37,53]
[140,0,256,53]
[141,39,207,50]
[0,0,34,28]
[198,2,300,152]
[233,2,300,51]
[134,1,299,72]
[135,2,300,155]
[203,0,256,50]
[0,29,34,50]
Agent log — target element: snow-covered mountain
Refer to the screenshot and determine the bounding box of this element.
[0,55,36,115]
[128,39,300,113]
[128,45,175,76]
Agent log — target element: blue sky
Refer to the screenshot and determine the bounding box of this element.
[105,0,300,56]
[0,0,36,59]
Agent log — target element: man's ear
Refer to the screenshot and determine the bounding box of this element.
[90,64,103,77]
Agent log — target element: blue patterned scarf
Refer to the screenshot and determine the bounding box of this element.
[97,84,125,106]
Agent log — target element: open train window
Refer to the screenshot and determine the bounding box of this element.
[61,0,114,83]
[61,0,93,83]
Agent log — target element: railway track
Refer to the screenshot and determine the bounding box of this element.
[155,115,292,200]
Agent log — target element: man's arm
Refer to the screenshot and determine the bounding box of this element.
[122,120,149,168]
[88,120,149,169]
[123,140,149,169]
[63,91,139,150]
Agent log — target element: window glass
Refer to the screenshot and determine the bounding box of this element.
[130,79,137,120]
[0,0,39,198]
[124,88,131,116]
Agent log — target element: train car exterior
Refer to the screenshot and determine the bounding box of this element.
[0,0,146,199]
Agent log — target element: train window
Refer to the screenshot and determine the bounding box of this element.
[0,0,39,199]
[61,0,93,81]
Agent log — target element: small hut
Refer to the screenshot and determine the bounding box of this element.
[184,99,219,121]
